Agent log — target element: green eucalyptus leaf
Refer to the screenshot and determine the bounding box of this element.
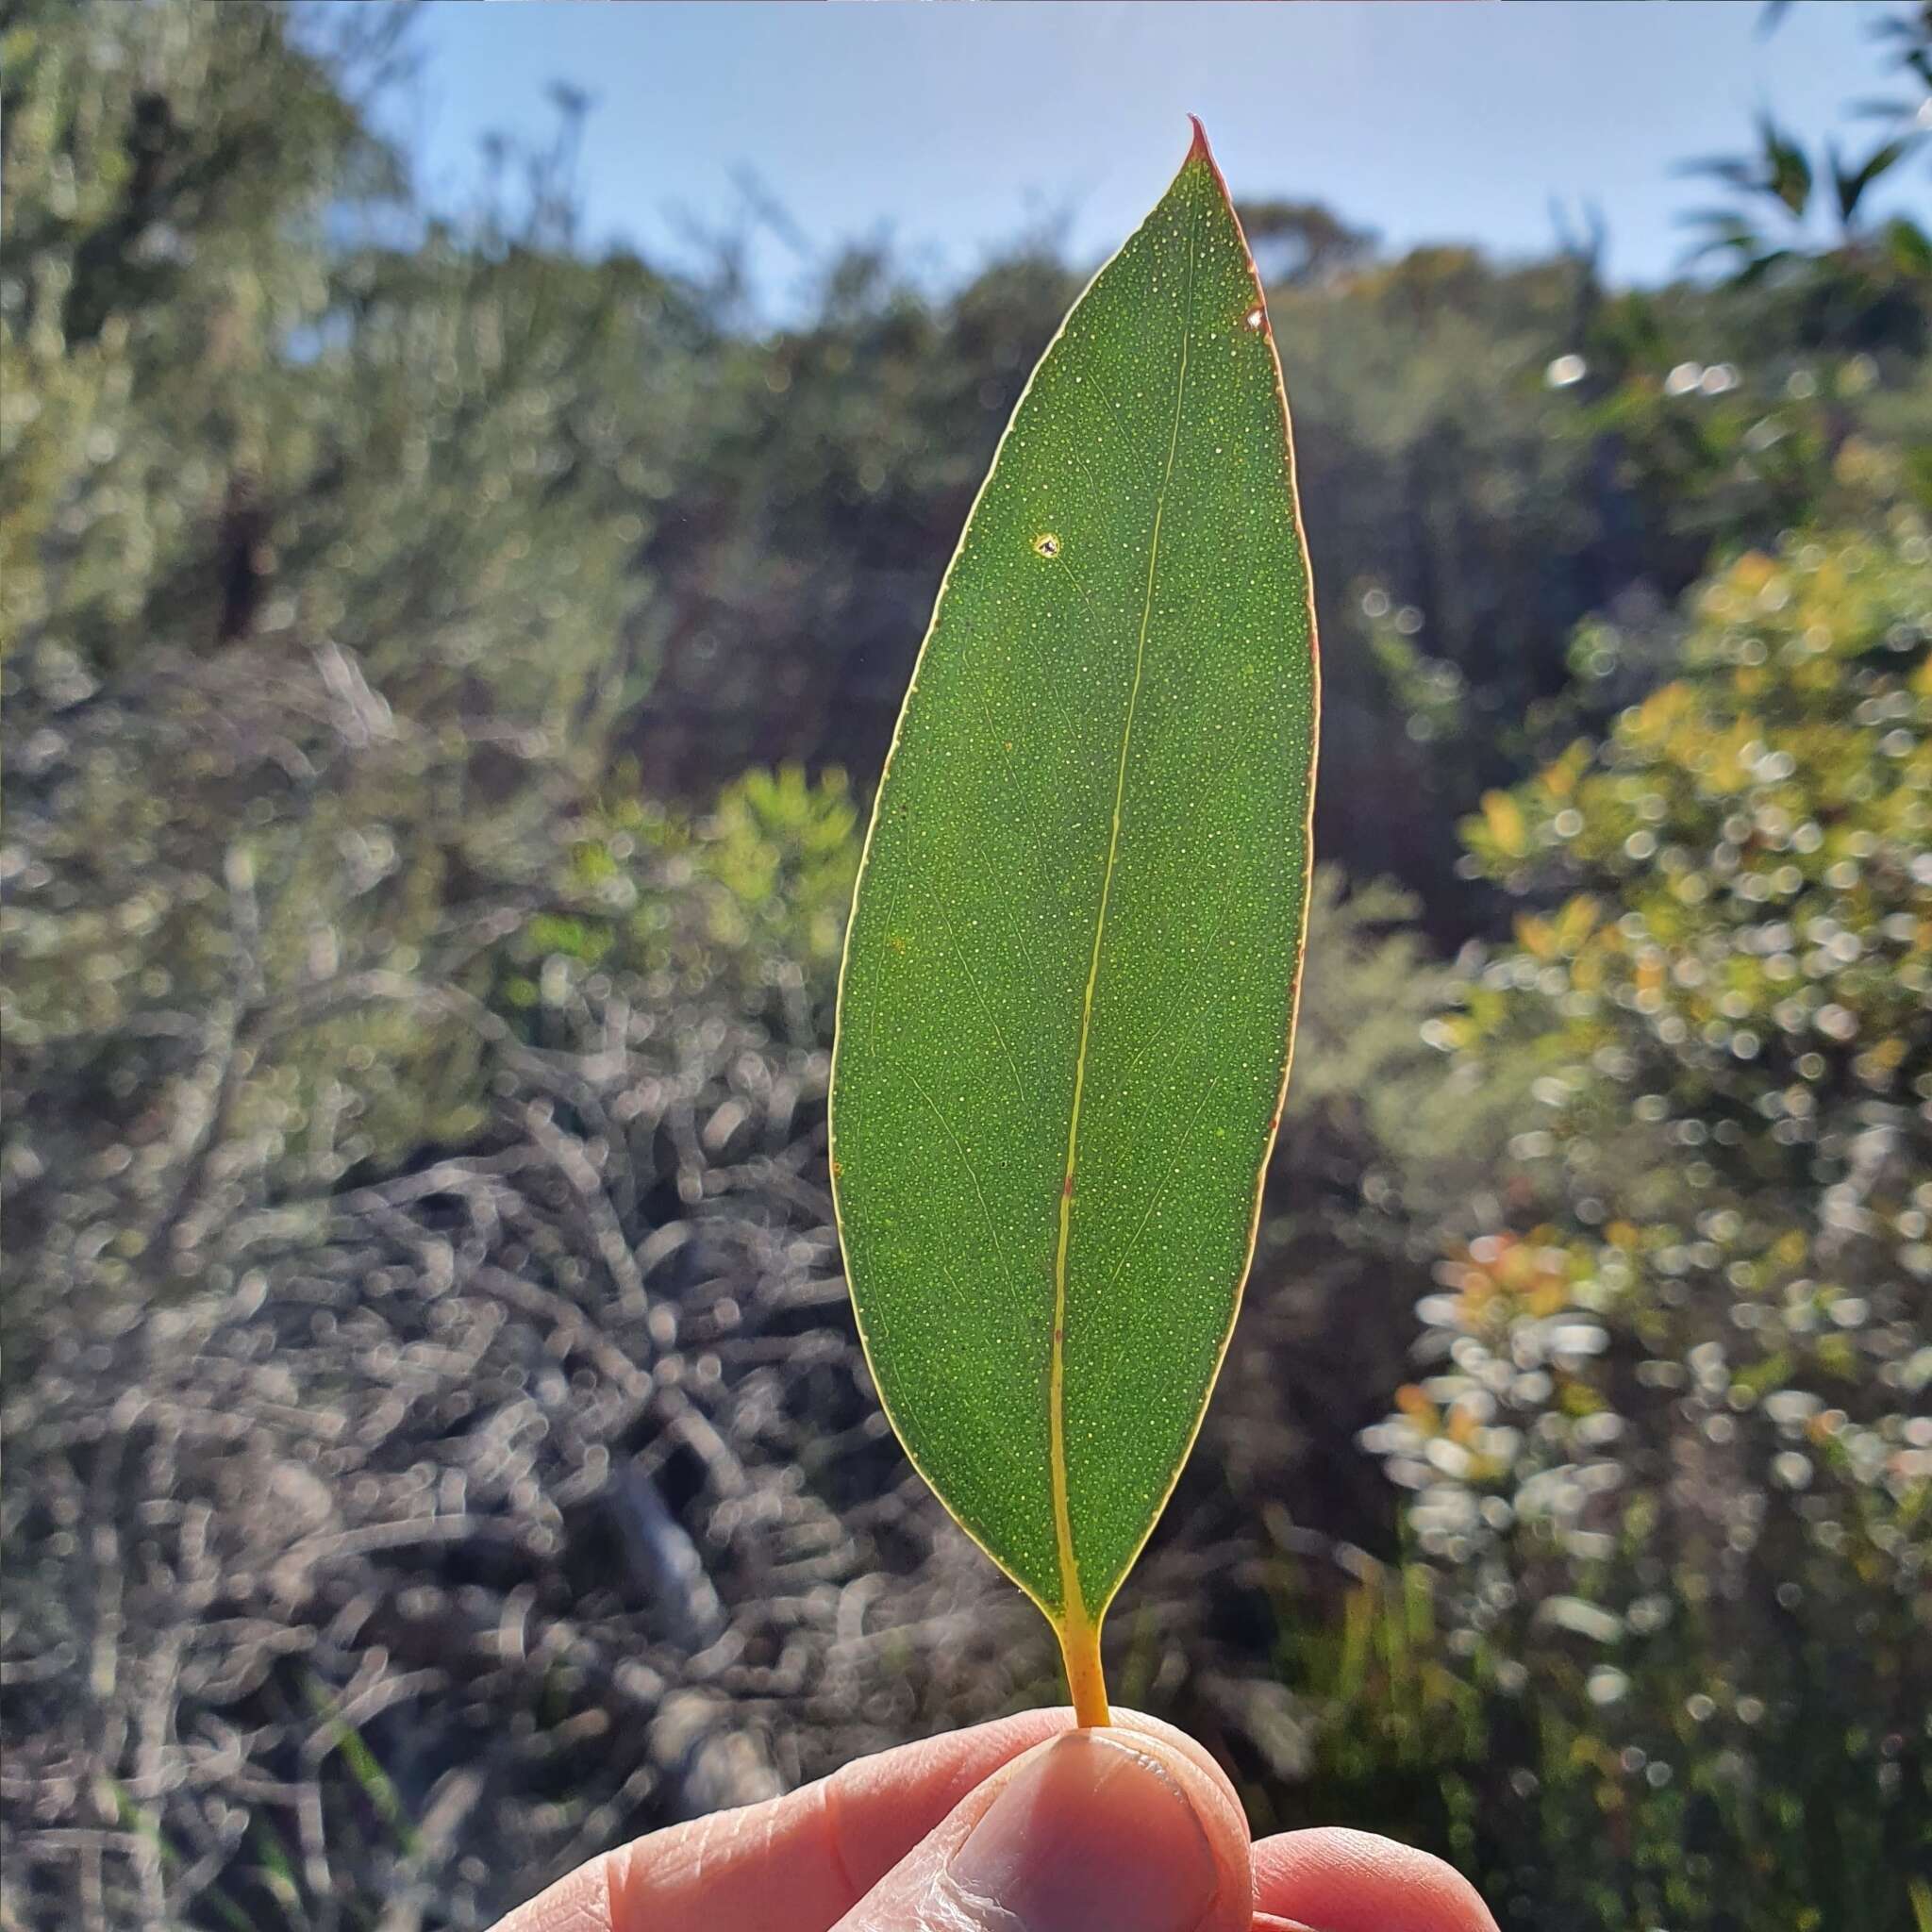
[828,121,1318,1724]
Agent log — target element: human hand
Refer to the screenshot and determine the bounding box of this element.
[492,1706,1499,1932]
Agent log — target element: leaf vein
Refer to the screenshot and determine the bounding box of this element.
[1102,1072,1224,1295]
[1047,182,1203,1624]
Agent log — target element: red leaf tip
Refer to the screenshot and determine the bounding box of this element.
[1186,114,1211,162]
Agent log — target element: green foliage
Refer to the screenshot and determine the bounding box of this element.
[1,0,708,1372]
[1678,5,1931,354]
[625,247,1083,792]
[1357,521,1932,1929]
[1,0,398,666]
[1454,520,1932,1201]
[1277,1549,1925,1932]
[1260,231,1924,920]
[505,763,860,1041]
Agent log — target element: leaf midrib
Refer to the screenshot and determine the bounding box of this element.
[1047,186,1203,1624]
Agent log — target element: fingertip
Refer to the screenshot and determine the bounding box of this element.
[843,1722,1254,1932]
[946,1731,1225,1931]
[1065,1716,1253,1929]
[1251,1826,1498,1932]
[797,1704,1253,1918]
[1108,1706,1248,1824]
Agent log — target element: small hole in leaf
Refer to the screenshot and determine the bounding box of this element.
[1244,308,1265,331]
[1033,533,1061,558]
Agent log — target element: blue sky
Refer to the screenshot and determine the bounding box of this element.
[404,3,1918,310]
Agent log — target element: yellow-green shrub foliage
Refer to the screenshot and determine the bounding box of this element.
[503,765,861,1046]
[1363,519,1931,1930]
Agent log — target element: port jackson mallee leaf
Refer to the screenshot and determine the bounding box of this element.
[828,120,1318,1725]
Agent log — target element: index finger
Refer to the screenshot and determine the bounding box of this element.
[1252,1827,1499,1932]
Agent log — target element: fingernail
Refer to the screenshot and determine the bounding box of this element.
[947,1731,1217,1932]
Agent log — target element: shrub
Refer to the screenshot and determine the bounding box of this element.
[1359,518,1932,1929]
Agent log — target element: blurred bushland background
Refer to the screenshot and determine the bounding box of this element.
[4,3,1931,1928]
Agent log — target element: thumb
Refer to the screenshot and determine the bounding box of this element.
[834,1724,1252,1932]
